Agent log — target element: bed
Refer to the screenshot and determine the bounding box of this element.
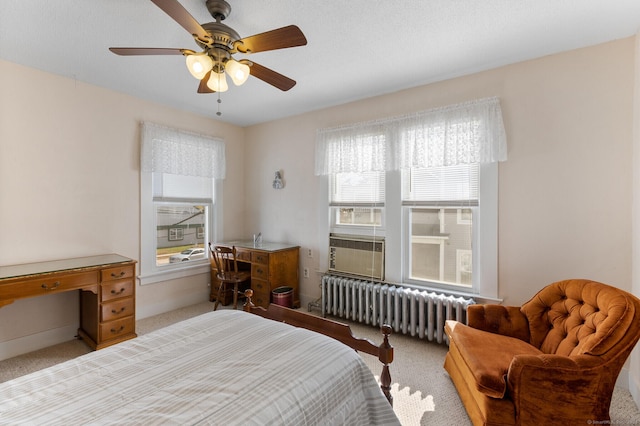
[0,295,399,425]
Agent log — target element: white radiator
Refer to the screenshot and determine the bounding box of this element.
[321,275,475,344]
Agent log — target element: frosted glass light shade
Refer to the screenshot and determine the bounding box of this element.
[206,71,229,92]
[225,59,250,86]
[186,53,213,80]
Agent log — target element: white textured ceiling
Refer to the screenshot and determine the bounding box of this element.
[2,1,640,127]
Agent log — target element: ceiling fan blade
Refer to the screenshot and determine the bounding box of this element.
[197,71,215,93]
[236,25,307,54]
[150,0,211,44]
[109,47,191,56]
[249,62,296,91]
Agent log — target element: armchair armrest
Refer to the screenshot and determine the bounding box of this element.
[467,304,530,342]
[507,354,607,423]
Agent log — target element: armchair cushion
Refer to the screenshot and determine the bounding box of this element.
[521,279,637,356]
[445,320,542,398]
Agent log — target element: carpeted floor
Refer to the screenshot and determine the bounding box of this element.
[1,301,639,425]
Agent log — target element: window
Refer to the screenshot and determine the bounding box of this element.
[316,97,505,297]
[139,122,225,285]
[402,164,478,289]
[330,171,385,232]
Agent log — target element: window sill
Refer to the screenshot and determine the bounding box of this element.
[138,262,210,286]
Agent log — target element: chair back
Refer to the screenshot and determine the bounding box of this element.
[209,243,239,277]
[520,279,640,358]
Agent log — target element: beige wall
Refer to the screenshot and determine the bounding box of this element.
[246,37,635,309]
[0,60,245,357]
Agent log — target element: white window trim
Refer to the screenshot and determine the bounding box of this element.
[138,171,223,285]
[399,162,497,298]
[319,163,498,300]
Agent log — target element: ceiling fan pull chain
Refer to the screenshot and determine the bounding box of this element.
[217,92,222,116]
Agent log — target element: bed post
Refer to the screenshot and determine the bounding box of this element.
[243,289,255,312]
[379,324,393,406]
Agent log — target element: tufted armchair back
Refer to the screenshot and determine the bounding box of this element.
[520,279,640,357]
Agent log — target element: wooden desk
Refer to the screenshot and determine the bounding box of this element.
[211,241,299,309]
[0,254,137,350]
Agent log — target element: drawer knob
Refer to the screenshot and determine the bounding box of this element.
[41,281,60,291]
[111,288,126,295]
[111,307,126,314]
[111,271,126,278]
[110,325,125,334]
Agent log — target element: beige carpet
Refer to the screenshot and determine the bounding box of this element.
[1,301,639,425]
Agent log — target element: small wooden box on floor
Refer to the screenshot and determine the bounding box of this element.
[210,241,299,308]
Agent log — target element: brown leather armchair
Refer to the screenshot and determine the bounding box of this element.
[444,279,640,426]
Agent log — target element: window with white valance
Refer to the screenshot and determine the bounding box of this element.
[316,97,506,298]
[139,122,226,285]
[141,122,226,179]
[315,96,507,175]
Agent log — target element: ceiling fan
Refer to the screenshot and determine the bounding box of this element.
[109,0,307,96]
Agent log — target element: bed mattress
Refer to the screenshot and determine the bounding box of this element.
[0,309,399,425]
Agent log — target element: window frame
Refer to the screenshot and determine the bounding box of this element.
[399,162,498,297]
[329,171,386,237]
[139,170,222,286]
[322,162,498,299]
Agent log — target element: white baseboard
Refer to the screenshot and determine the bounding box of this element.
[631,368,640,409]
[0,324,78,361]
[136,289,209,320]
[617,367,630,390]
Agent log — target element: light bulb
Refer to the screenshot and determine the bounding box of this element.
[185,53,213,80]
[225,59,250,86]
[206,71,229,92]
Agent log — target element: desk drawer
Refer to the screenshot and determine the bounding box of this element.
[251,252,269,265]
[251,263,269,280]
[0,271,98,301]
[251,279,270,308]
[100,317,135,341]
[101,297,134,321]
[235,248,251,262]
[101,265,135,282]
[101,279,134,302]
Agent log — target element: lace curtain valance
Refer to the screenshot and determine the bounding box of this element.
[315,97,507,175]
[141,122,226,179]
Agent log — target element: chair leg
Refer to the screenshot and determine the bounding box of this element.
[233,282,239,310]
[214,282,225,311]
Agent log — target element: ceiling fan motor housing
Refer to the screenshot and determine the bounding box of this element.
[201,22,240,51]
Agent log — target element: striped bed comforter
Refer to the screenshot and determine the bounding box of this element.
[0,310,400,425]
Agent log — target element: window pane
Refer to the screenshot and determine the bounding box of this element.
[155,203,208,266]
[409,208,472,287]
[334,207,383,227]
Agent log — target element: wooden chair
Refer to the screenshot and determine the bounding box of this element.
[208,243,251,310]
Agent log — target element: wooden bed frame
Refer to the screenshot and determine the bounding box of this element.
[242,289,394,405]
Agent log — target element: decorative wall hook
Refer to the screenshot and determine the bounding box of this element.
[272,170,284,189]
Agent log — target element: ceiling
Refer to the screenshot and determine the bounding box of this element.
[2,1,640,127]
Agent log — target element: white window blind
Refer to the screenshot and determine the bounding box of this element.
[331,171,385,206]
[152,173,213,204]
[402,164,479,206]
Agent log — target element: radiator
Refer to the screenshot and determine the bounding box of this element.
[321,274,475,344]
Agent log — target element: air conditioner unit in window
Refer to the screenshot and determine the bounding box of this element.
[328,234,385,281]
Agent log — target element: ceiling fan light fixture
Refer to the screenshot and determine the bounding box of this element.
[206,71,229,92]
[225,59,250,86]
[186,53,213,79]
